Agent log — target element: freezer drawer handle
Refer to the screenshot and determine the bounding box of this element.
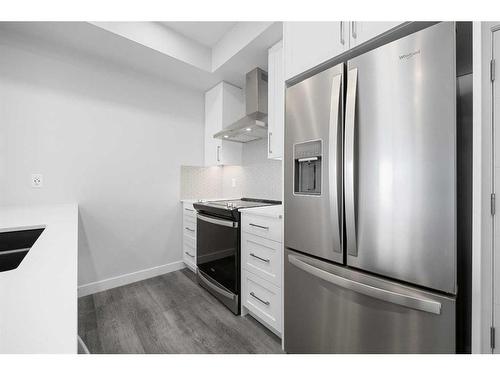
[249,223,269,230]
[288,254,442,315]
[250,292,270,306]
[198,271,236,300]
[250,253,270,263]
[345,68,358,257]
[197,214,238,228]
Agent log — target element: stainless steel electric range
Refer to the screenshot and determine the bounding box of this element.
[193,198,281,314]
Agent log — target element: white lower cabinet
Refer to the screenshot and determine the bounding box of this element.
[182,202,197,271]
[242,270,281,334]
[240,206,283,337]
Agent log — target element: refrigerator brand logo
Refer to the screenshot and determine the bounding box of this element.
[399,49,421,61]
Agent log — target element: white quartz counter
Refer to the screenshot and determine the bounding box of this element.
[0,204,78,353]
[239,204,283,219]
[180,198,239,204]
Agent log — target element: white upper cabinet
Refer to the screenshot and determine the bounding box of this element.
[284,22,404,81]
[267,40,284,160]
[284,22,348,81]
[204,82,244,166]
[348,22,403,48]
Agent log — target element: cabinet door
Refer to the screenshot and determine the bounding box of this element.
[267,40,284,160]
[204,83,243,166]
[284,22,347,81]
[349,21,403,47]
[220,83,243,165]
[204,84,223,166]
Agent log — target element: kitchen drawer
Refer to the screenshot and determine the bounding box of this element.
[183,235,196,270]
[183,216,196,238]
[183,203,196,219]
[242,270,281,333]
[241,214,281,243]
[242,232,281,286]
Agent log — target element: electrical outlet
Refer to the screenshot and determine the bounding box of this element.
[231,178,236,188]
[31,174,43,188]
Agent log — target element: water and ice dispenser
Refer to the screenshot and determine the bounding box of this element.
[294,140,322,195]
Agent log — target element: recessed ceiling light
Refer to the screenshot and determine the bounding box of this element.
[223,135,229,138]
[246,128,252,131]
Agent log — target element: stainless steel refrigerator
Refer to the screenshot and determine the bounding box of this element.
[284,22,464,353]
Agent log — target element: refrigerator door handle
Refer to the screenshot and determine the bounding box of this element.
[288,253,442,315]
[329,73,343,253]
[345,68,358,257]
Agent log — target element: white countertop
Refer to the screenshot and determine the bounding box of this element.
[180,197,239,204]
[239,204,283,219]
[0,204,78,353]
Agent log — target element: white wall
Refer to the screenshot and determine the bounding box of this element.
[0,32,205,287]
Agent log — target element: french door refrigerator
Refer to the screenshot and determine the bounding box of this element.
[284,22,458,353]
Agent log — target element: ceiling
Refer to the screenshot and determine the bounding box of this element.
[160,22,238,47]
[0,22,282,92]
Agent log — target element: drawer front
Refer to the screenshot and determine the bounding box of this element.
[183,203,196,219]
[183,235,196,270]
[241,214,281,242]
[242,270,281,333]
[242,232,282,286]
[183,215,197,238]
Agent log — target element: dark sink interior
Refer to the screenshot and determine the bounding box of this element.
[0,227,45,272]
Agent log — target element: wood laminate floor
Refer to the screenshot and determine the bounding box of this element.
[78,268,283,354]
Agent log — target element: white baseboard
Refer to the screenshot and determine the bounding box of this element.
[78,260,186,297]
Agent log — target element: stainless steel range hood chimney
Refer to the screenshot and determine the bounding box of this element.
[214,68,268,143]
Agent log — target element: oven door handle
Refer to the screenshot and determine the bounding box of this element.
[197,213,238,228]
[198,271,236,300]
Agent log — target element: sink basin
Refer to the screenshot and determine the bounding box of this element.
[0,227,45,272]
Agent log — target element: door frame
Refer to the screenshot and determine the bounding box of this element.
[472,21,500,354]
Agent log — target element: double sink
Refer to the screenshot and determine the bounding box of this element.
[0,227,45,272]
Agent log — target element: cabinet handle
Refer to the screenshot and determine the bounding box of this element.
[184,251,194,258]
[250,253,270,263]
[268,132,273,154]
[249,223,269,230]
[184,208,194,212]
[217,145,221,162]
[185,227,195,232]
[351,21,357,39]
[250,292,270,306]
[340,21,345,45]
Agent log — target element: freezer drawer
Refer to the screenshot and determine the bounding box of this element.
[284,249,456,354]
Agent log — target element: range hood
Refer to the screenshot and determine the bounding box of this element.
[214,68,268,143]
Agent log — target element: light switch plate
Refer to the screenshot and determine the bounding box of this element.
[31,174,43,188]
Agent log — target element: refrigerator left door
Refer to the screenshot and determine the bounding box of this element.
[284,63,344,264]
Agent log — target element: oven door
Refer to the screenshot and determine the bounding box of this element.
[196,213,239,313]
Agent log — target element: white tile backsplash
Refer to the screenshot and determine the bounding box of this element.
[180,165,223,200]
[181,139,282,201]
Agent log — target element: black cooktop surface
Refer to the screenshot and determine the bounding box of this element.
[193,198,281,219]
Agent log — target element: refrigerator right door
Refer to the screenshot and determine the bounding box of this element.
[345,22,457,294]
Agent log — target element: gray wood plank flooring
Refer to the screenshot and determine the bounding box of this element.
[78,268,283,354]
